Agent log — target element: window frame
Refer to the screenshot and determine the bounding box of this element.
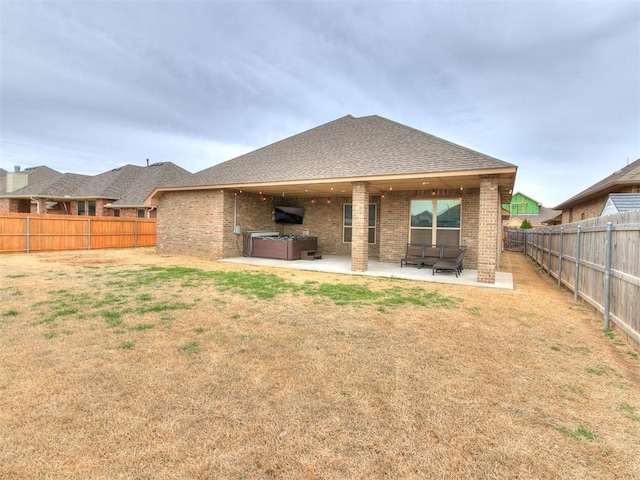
[409,199,461,245]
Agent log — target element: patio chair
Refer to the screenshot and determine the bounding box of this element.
[432,246,467,277]
[400,243,426,268]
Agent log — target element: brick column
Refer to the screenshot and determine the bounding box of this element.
[351,181,370,272]
[477,176,499,283]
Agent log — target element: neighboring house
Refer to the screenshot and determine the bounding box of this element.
[0,165,61,196]
[502,192,561,228]
[149,115,517,284]
[600,193,640,216]
[555,158,640,223]
[0,162,191,218]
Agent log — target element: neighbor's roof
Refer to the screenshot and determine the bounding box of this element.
[0,166,61,194]
[555,158,640,209]
[604,193,640,213]
[185,115,516,187]
[1,162,192,206]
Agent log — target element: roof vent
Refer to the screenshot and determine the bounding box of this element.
[14,165,21,173]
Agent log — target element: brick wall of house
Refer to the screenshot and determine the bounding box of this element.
[156,188,491,274]
[233,194,381,258]
[460,189,480,269]
[157,189,225,259]
[379,194,410,263]
[378,190,480,269]
[0,198,30,213]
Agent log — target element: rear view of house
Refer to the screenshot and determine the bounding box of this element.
[150,115,517,284]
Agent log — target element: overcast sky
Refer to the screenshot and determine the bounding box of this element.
[1,0,638,207]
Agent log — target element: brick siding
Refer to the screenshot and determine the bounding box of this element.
[156,187,494,275]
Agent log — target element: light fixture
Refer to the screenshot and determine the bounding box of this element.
[431,189,436,196]
[381,193,385,198]
[460,185,464,191]
[422,180,429,186]
[326,199,332,205]
[389,186,393,191]
[311,199,317,204]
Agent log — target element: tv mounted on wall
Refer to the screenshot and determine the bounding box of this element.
[274,206,304,224]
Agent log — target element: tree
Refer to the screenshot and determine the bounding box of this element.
[520,218,533,229]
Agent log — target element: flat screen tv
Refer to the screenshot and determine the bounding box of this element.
[274,206,304,224]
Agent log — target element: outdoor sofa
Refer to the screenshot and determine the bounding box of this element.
[400,243,467,275]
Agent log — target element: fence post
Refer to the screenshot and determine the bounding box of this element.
[134,218,138,248]
[558,227,564,287]
[603,222,613,329]
[574,225,581,301]
[26,216,31,253]
[88,218,91,250]
[547,228,552,276]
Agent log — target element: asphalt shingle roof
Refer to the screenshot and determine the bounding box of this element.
[1,162,191,206]
[188,115,515,187]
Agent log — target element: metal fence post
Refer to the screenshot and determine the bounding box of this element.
[558,227,564,287]
[603,222,613,329]
[574,225,581,301]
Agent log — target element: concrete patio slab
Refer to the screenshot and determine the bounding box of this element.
[220,255,513,290]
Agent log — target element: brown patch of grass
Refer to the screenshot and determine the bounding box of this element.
[0,249,639,478]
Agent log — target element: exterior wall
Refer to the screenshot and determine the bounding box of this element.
[378,189,480,269]
[504,192,539,215]
[379,195,410,264]
[561,187,637,223]
[155,187,493,275]
[157,189,225,259]
[235,194,380,258]
[0,198,31,213]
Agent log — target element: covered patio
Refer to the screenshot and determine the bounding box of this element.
[220,254,514,289]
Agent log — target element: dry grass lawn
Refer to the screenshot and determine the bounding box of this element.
[0,248,639,479]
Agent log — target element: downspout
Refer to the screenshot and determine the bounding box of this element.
[30,197,40,214]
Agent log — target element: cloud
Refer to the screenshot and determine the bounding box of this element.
[1,0,638,207]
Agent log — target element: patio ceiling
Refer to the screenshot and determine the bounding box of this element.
[206,169,516,202]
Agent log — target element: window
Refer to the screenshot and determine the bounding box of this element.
[343,203,376,244]
[137,209,146,218]
[113,209,120,217]
[410,199,461,244]
[78,200,96,216]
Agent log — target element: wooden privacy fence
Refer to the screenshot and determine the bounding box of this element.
[505,210,640,347]
[0,213,156,253]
